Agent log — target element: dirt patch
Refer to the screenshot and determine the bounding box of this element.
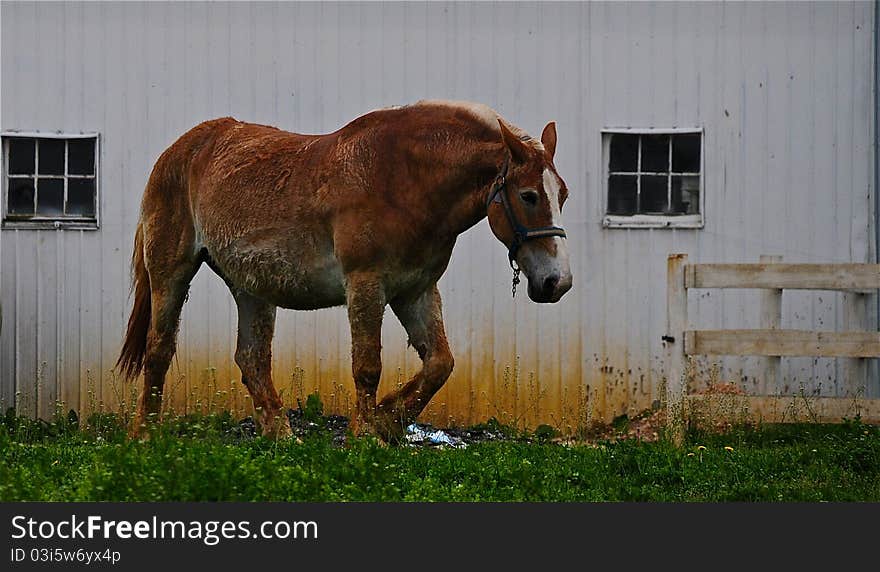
[561,408,667,444]
[231,411,542,447]
[229,406,677,447]
[688,383,755,433]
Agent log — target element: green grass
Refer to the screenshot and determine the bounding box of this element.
[1,411,878,501]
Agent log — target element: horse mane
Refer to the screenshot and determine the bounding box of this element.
[411,99,545,152]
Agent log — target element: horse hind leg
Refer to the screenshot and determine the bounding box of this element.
[232,290,292,439]
[135,245,201,433]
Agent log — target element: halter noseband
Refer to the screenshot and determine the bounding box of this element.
[486,155,567,296]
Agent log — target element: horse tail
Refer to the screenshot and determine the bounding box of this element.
[117,220,151,380]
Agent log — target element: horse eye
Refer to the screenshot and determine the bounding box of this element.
[520,190,539,206]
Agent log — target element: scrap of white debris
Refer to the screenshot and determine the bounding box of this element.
[405,424,468,449]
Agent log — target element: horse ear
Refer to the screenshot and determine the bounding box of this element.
[541,121,557,160]
[498,119,530,165]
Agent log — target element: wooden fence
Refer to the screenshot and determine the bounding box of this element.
[665,254,880,444]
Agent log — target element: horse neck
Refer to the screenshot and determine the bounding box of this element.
[437,143,507,238]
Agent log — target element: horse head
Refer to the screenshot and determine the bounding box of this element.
[487,120,573,303]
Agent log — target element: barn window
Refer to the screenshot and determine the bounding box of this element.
[2,133,99,229]
[602,128,703,228]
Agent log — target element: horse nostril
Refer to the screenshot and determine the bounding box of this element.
[542,274,560,296]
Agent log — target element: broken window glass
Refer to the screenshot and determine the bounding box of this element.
[672,175,700,215]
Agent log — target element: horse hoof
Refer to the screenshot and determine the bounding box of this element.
[348,417,377,438]
[266,426,294,441]
[260,414,295,440]
[262,429,296,441]
[129,415,157,441]
[373,416,406,445]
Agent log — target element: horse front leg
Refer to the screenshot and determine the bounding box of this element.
[377,284,454,437]
[233,290,291,439]
[345,272,386,438]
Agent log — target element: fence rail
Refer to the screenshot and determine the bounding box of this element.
[685,263,878,291]
[665,254,880,444]
[684,330,880,358]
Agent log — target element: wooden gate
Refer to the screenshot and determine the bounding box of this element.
[665,254,880,443]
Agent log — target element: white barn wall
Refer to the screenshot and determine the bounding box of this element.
[1,1,876,426]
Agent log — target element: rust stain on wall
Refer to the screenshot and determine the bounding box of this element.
[50,345,659,434]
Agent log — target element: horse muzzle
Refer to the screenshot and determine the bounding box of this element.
[518,240,572,304]
[527,268,572,303]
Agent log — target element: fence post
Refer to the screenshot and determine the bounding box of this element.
[758,255,783,395]
[666,254,688,445]
[842,292,868,394]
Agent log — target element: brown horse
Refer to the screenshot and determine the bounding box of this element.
[117,100,572,440]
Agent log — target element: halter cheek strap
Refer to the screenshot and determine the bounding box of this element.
[486,156,567,296]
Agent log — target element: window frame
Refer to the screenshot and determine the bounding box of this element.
[1,131,101,230]
[601,127,704,229]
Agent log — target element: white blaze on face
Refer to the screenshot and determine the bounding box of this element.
[542,169,563,225]
[542,169,569,261]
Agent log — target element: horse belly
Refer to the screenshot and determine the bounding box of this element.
[210,242,347,310]
[277,253,347,310]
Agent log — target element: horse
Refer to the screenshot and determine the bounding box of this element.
[116,100,572,440]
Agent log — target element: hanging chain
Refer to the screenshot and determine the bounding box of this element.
[511,266,521,298]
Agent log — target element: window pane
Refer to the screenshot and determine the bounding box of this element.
[672,133,701,172]
[640,175,668,213]
[38,139,65,175]
[37,178,64,215]
[607,175,637,215]
[8,139,36,174]
[609,134,638,172]
[672,175,700,214]
[68,139,95,175]
[67,178,96,217]
[8,178,35,214]
[641,134,669,172]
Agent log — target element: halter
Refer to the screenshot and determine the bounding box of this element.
[486,155,567,297]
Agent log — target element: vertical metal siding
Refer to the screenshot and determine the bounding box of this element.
[1,1,876,426]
